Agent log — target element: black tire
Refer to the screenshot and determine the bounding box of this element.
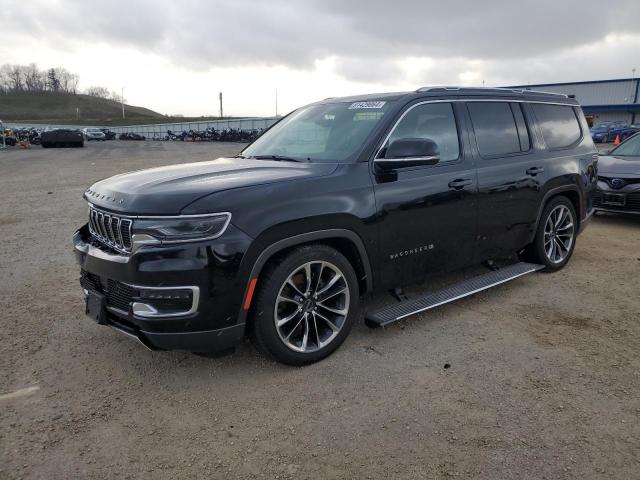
[41,142,49,148]
[523,196,577,272]
[250,244,359,365]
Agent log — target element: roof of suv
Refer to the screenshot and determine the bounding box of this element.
[319,86,579,106]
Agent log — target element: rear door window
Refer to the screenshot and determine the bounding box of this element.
[531,104,582,149]
[467,102,521,157]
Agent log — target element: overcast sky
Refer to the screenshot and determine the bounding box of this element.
[2,0,639,117]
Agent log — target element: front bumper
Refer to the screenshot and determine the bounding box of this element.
[594,184,640,215]
[73,224,253,352]
[101,309,245,352]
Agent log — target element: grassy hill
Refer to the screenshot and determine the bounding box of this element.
[0,91,167,126]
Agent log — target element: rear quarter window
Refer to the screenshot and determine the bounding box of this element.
[531,104,582,149]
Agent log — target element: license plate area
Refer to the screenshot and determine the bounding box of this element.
[602,193,626,206]
[85,290,108,325]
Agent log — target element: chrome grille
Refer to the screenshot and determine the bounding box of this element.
[88,205,133,252]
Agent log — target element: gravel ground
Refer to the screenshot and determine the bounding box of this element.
[1,141,639,480]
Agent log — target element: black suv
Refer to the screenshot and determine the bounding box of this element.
[74,87,598,365]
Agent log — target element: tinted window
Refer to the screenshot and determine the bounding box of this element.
[243,100,395,162]
[467,102,521,157]
[384,103,459,162]
[532,104,581,149]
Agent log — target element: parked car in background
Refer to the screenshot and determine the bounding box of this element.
[100,129,116,140]
[591,121,638,143]
[119,132,146,141]
[83,128,106,141]
[594,132,640,215]
[41,128,84,148]
[74,87,597,365]
[625,124,640,139]
[609,122,638,141]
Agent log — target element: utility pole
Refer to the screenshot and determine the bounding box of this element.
[121,86,125,120]
[219,92,223,118]
[632,68,638,124]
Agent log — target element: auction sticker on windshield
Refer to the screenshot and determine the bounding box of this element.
[349,101,386,109]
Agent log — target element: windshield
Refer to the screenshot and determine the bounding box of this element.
[242,101,395,162]
[593,123,612,129]
[610,134,640,156]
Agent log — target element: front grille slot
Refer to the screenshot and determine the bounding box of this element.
[106,279,137,311]
[81,270,138,312]
[88,206,133,253]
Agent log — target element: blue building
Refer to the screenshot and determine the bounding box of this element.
[508,78,640,126]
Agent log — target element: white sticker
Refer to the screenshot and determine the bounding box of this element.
[348,101,386,109]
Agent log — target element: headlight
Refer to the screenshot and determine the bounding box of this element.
[132,212,231,244]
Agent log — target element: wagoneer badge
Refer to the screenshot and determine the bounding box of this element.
[389,244,434,260]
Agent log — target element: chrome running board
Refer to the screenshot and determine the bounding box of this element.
[365,262,544,328]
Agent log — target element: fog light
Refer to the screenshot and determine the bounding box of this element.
[139,289,192,301]
[130,285,199,318]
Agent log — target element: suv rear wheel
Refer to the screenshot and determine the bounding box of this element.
[251,244,359,365]
[525,196,577,271]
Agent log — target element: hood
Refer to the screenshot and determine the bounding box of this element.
[85,157,338,214]
[597,154,640,177]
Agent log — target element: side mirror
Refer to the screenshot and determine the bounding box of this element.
[375,138,440,169]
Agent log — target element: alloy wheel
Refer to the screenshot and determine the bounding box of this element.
[274,261,350,353]
[543,205,575,264]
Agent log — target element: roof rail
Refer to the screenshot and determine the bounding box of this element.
[519,88,569,98]
[415,86,463,93]
[415,86,568,98]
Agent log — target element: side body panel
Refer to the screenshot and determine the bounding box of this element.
[370,101,479,289]
[471,100,597,259]
[470,101,551,258]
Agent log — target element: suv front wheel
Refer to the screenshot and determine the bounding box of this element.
[251,244,359,365]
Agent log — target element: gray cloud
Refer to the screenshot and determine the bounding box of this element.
[4,0,640,83]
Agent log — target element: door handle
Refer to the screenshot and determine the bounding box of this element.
[448,178,473,190]
[526,167,545,176]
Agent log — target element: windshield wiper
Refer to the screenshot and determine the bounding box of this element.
[251,154,308,163]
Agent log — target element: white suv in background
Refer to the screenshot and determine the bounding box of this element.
[82,128,106,141]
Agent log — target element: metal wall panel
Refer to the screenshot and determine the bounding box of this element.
[589,111,633,124]
[515,79,638,107]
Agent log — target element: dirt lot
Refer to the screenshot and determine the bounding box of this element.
[1,141,639,479]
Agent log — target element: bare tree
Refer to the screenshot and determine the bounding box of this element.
[109,90,126,104]
[55,67,77,93]
[68,73,79,94]
[24,63,45,91]
[8,65,25,91]
[0,64,12,93]
[0,63,80,94]
[85,86,110,98]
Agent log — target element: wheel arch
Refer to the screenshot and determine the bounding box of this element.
[531,185,583,243]
[237,229,373,325]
